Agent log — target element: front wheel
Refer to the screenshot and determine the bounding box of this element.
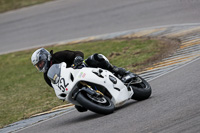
[76,91,115,115]
[131,76,152,101]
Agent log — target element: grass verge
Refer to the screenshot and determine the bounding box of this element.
[0,0,54,13]
[0,37,179,128]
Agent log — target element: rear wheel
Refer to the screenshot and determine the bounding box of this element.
[76,91,115,115]
[131,76,152,101]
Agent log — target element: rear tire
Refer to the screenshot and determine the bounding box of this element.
[76,91,115,115]
[131,76,152,101]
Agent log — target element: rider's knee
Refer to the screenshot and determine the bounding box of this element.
[85,53,111,69]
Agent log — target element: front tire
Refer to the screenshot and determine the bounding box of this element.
[76,91,115,115]
[131,76,152,101]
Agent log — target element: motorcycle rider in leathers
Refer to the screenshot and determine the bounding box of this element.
[31,48,130,112]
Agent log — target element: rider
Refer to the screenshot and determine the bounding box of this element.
[31,48,130,111]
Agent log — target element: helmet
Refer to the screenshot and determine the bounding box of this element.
[31,48,51,73]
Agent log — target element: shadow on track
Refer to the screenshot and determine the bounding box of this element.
[49,98,153,130]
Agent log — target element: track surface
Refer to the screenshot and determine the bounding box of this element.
[0,0,200,54]
[1,0,200,133]
[17,58,200,133]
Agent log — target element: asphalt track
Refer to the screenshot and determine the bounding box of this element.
[0,0,200,54]
[1,0,200,133]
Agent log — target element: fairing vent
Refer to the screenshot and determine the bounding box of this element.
[70,73,74,82]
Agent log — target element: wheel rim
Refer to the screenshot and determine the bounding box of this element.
[86,93,107,104]
[131,77,147,89]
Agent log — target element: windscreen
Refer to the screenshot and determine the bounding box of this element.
[47,64,61,84]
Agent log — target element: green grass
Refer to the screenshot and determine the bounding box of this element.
[0,0,54,13]
[0,38,174,128]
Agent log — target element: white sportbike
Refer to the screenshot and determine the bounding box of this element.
[47,62,151,114]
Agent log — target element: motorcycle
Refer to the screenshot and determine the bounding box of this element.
[47,62,151,114]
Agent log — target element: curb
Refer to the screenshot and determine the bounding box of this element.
[30,103,74,118]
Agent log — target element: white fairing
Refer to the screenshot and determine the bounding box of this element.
[49,62,134,107]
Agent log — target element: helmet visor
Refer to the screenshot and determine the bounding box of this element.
[35,60,46,71]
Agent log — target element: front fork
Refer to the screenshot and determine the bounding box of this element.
[73,82,103,99]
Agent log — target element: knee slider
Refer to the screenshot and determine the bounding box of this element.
[93,54,105,61]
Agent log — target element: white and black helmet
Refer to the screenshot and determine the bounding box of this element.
[31,48,51,73]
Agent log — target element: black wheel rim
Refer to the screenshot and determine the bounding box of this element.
[85,93,111,106]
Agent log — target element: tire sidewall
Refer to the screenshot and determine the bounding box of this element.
[131,76,152,101]
[76,92,115,114]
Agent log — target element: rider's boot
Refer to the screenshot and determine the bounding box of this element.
[109,66,131,79]
[75,105,88,112]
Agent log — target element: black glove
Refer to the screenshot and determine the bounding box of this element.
[73,56,84,68]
